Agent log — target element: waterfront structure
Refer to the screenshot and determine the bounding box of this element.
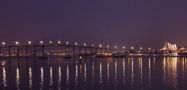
[160,42,178,56]
[1,41,187,58]
[161,42,177,51]
[0,41,113,58]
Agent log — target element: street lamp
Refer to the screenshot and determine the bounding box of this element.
[15,41,19,45]
[114,46,117,49]
[131,46,134,50]
[49,41,52,44]
[91,44,94,47]
[40,41,43,44]
[2,42,5,46]
[83,43,87,46]
[123,46,125,49]
[28,41,32,45]
[58,41,61,44]
[107,45,110,48]
[140,47,143,50]
[75,42,78,46]
[99,44,102,48]
[66,41,69,45]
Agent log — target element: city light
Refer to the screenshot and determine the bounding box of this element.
[28,41,32,45]
[58,41,61,44]
[0,41,184,57]
[75,42,78,46]
[49,41,52,44]
[2,42,5,46]
[79,56,82,59]
[163,47,166,50]
[66,41,69,45]
[15,41,19,45]
[91,44,94,47]
[83,43,87,46]
[131,46,134,50]
[40,41,43,44]
[99,44,102,48]
[107,45,110,48]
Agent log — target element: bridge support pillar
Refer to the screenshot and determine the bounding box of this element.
[41,45,45,57]
[8,46,11,57]
[79,47,81,56]
[17,46,20,58]
[0,46,1,58]
[73,46,75,57]
[34,46,36,58]
[26,45,28,58]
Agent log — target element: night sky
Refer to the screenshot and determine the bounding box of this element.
[0,0,187,48]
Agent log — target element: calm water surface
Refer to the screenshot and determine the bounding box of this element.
[0,57,187,90]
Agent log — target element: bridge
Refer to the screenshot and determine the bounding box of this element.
[0,41,120,58]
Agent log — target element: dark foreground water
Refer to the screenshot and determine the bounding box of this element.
[0,57,187,90]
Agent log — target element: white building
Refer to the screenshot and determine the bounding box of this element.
[161,42,177,51]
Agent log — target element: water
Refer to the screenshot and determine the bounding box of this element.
[0,57,187,90]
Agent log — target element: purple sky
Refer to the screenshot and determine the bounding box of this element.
[0,0,187,48]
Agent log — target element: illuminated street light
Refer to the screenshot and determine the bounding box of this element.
[75,42,78,45]
[66,41,69,45]
[40,41,44,44]
[140,47,143,50]
[131,46,134,50]
[114,46,117,49]
[28,41,32,45]
[83,43,87,46]
[99,44,102,48]
[15,41,19,45]
[49,41,52,44]
[79,56,82,59]
[163,47,166,50]
[107,45,110,48]
[2,42,5,46]
[123,46,125,49]
[58,41,61,44]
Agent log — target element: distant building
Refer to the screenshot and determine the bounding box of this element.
[159,42,179,56]
[161,42,177,51]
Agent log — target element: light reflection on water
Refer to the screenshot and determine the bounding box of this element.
[106,62,109,90]
[0,57,187,90]
[40,67,43,90]
[122,58,126,87]
[83,62,87,90]
[29,67,32,89]
[131,58,134,87]
[66,62,69,90]
[114,60,116,89]
[75,62,78,89]
[91,60,95,89]
[16,68,20,90]
[58,66,61,90]
[99,61,102,84]
[148,58,151,87]
[163,57,178,89]
[50,67,53,88]
[2,66,7,88]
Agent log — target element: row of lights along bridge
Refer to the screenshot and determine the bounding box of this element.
[0,41,151,50]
